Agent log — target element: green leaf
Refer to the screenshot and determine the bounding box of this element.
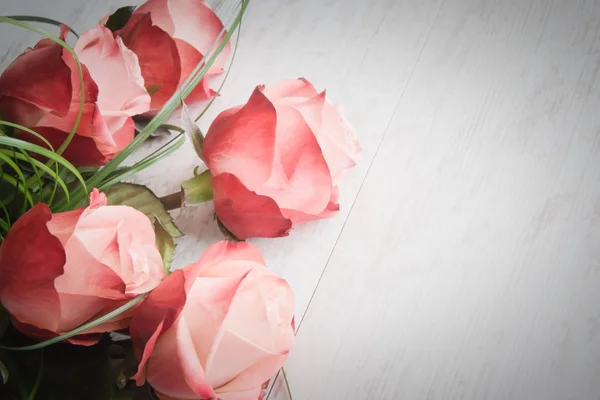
[153,219,176,273]
[181,103,204,159]
[3,15,79,37]
[104,6,136,32]
[182,169,213,205]
[103,183,183,238]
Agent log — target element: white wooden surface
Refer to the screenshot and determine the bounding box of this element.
[2,0,600,399]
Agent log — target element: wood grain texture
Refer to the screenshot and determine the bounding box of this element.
[2,0,600,399]
[0,0,442,327]
[272,0,600,399]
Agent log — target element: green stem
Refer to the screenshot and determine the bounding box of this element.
[158,168,214,210]
[181,169,213,205]
[159,192,183,211]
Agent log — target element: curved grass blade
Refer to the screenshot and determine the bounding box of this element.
[0,136,86,196]
[0,294,145,351]
[0,173,29,215]
[79,0,249,195]
[0,218,8,233]
[14,147,43,197]
[0,187,10,227]
[174,0,249,110]
[195,18,242,122]
[0,168,33,209]
[3,15,79,37]
[0,122,62,206]
[0,152,34,206]
[0,150,70,205]
[0,163,21,226]
[0,17,85,160]
[98,133,185,190]
[5,145,42,194]
[0,121,55,151]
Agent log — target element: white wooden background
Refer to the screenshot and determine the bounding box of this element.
[2,0,600,399]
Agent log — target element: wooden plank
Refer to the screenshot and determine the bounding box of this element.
[185,0,444,322]
[0,0,133,64]
[0,0,416,324]
[274,0,600,399]
[0,0,441,323]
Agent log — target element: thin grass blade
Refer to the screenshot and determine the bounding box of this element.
[3,15,79,37]
[0,18,85,163]
[0,295,145,351]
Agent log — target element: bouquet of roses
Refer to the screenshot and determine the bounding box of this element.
[0,1,360,399]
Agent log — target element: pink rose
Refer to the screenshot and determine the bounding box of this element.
[131,241,295,400]
[0,189,165,345]
[116,0,230,115]
[203,78,361,239]
[0,25,150,166]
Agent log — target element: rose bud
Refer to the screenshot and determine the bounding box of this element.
[202,78,361,239]
[115,0,230,115]
[131,241,295,400]
[0,25,150,166]
[0,189,165,344]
